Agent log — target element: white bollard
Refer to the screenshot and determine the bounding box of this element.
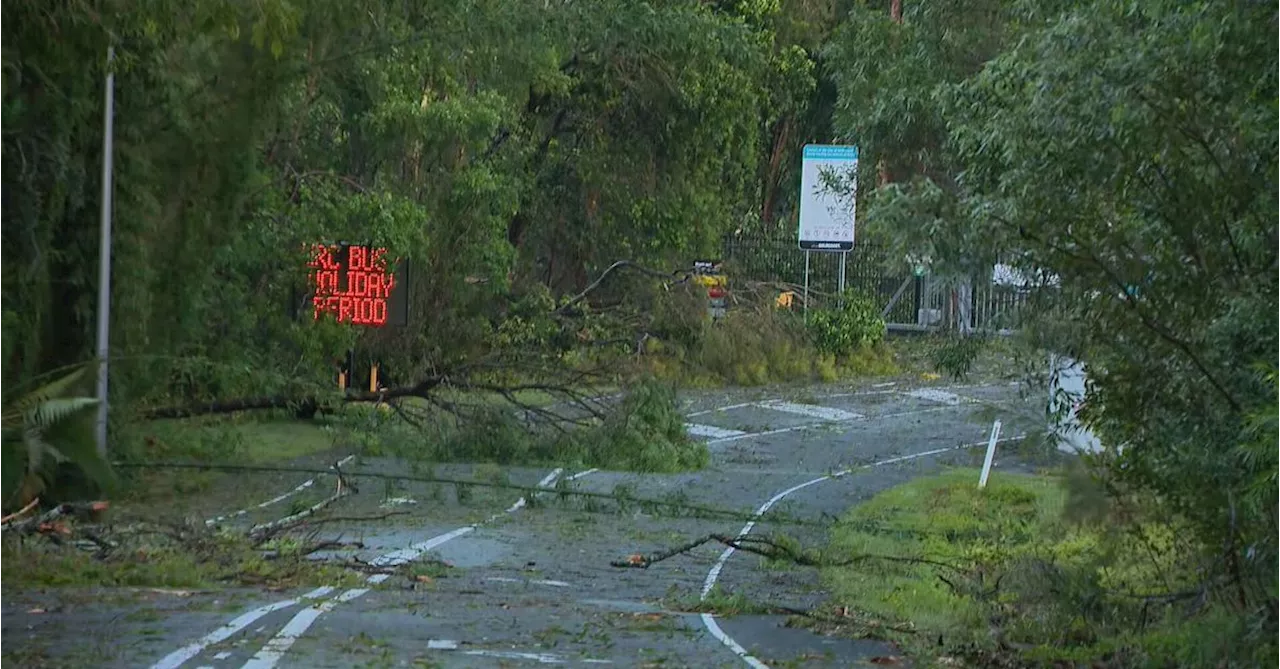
[978,420,1002,489]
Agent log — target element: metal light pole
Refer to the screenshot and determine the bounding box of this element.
[95,46,116,458]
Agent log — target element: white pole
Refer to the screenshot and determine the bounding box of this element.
[978,419,1002,489]
[838,251,847,295]
[803,250,810,321]
[95,46,116,459]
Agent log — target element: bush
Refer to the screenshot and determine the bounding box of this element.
[806,291,886,356]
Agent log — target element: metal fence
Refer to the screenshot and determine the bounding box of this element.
[720,231,1030,332]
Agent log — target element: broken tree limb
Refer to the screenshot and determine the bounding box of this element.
[0,497,41,527]
[139,373,452,420]
[248,487,353,542]
[612,533,969,574]
[243,460,359,544]
[556,261,691,315]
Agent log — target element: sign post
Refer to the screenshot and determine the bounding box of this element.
[798,144,858,306]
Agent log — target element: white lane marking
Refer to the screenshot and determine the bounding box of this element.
[424,640,602,664]
[707,405,962,445]
[700,434,1026,668]
[205,455,356,526]
[754,400,863,421]
[148,587,334,669]
[566,468,599,481]
[241,589,368,669]
[685,423,749,439]
[213,652,232,660]
[686,402,756,418]
[233,468,575,669]
[700,614,769,669]
[486,577,572,588]
[462,649,569,663]
[903,388,971,406]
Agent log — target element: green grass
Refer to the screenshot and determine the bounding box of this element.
[821,468,1277,668]
[120,415,341,465]
[824,468,1065,639]
[1,532,362,590]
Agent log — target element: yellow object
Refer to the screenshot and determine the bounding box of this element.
[692,274,726,288]
[776,291,795,308]
[370,363,380,392]
[338,371,347,389]
[922,372,941,381]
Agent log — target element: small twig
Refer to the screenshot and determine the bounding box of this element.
[248,488,353,541]
[0,498,41,528]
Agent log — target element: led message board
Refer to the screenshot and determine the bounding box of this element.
[306,243,409,327]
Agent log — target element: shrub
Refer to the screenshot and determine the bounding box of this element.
[806,291,886,357]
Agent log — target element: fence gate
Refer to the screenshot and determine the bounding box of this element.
[720,232,1030,333]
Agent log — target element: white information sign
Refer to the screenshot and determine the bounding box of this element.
[798,144,858,251]
[1048,355,1103,454]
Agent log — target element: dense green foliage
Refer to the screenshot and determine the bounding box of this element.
[827,0,1277,663]
[3,0,1275,661]
[1,0,839,409]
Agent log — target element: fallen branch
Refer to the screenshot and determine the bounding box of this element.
[2,501,109,535]
[0,497,41,528]
[556,261,691,315]
[249,488,352,542]
[112,462,833,528]
[612,533,969,574]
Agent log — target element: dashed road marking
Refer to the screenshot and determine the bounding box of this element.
[754,400,863,421]
[205,455,356,526]
[148,586,335,669]
[685,423,749,439]
[903,388,971,406]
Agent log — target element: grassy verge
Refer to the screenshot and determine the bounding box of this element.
[820,468,1275,668]
[1,527,363,591]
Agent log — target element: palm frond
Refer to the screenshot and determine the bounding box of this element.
[8,365,91,416]
[25,397,99,431]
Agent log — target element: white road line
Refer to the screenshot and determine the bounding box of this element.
[148,586,335,669]
[241,588,368,669]
[232,468,572,669]
[486,577,572,588]
[205,455,356,526]
[903,388,971,406]
[685,423,749,439]
[754,400,863,421]
[422,643,591,664]
[700,614,769,669]
[700,434,1026,669]
[566,468,599,481]
[686,402,756,418]
[213,653,232,660]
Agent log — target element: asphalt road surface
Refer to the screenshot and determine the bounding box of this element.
[3,379,1048,669]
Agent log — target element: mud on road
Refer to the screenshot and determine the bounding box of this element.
[2,379,1051,669]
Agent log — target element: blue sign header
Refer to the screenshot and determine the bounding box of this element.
[802,144,858,161]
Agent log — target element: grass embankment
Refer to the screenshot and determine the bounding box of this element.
[822,468,1273,668]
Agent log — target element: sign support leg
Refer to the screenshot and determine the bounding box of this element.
[803,250,811,321]
[838,251,847,297]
